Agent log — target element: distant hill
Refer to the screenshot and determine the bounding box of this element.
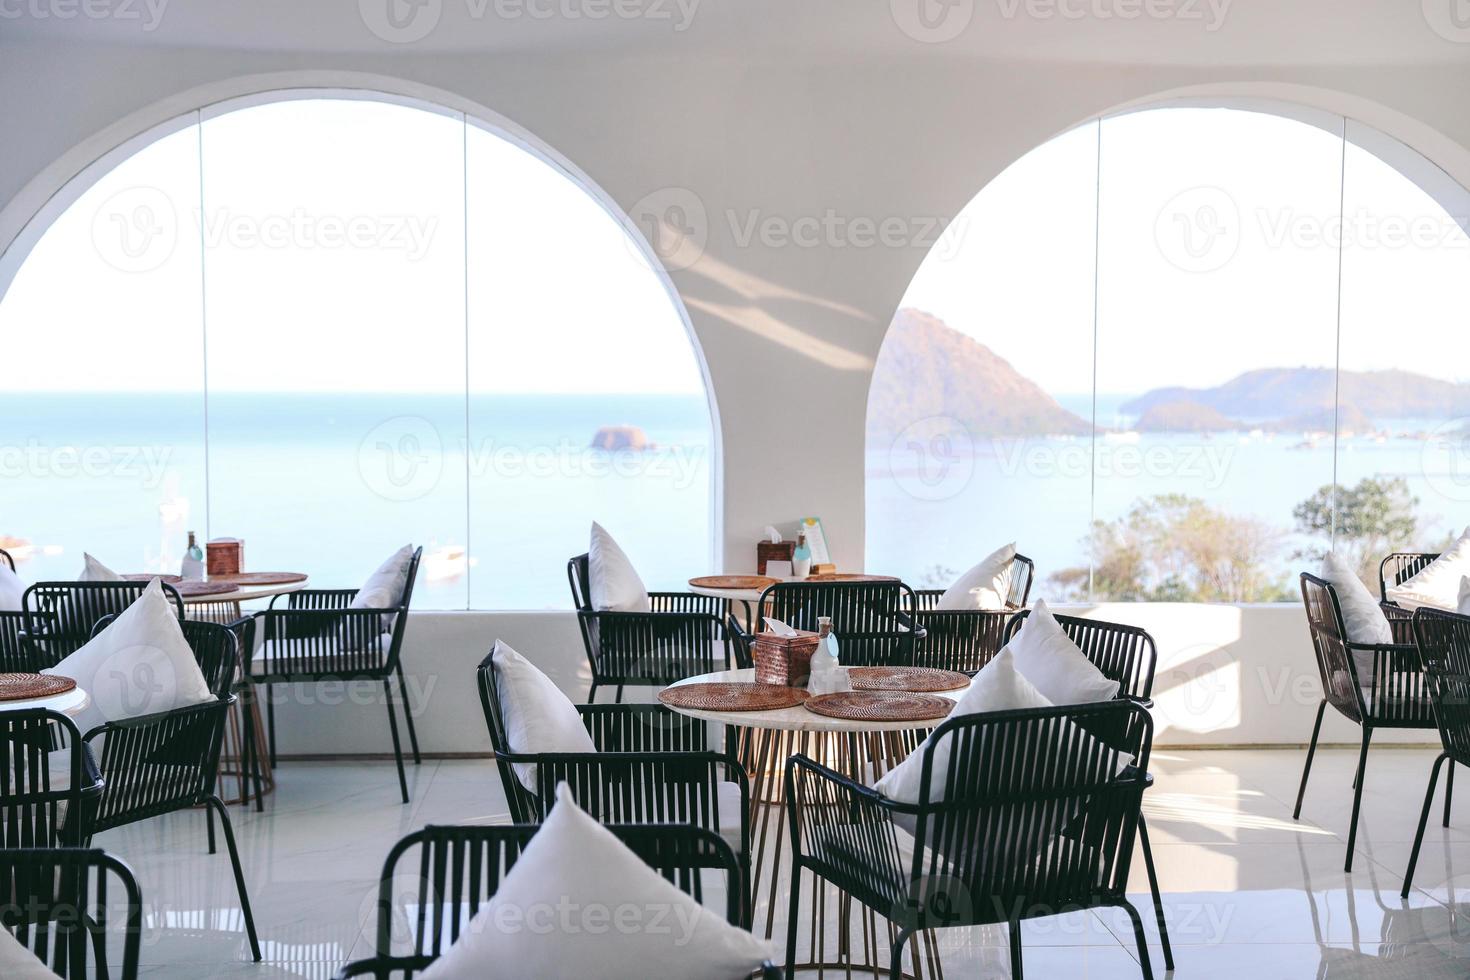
[1123,367,1470,423]
[1135,400,1239,433]
[867,309,1092,440]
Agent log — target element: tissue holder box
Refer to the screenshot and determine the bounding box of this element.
[753,629,821,686]
[756,541,795,575]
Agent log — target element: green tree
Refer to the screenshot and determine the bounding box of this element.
[1292,476,1421,586]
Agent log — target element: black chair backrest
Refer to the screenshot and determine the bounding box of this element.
[1001,608,1158,700]
[1380,552,1440,603]
[1411,608,1470,767]
[366,822,744,965]
[758,580,918,667]
[476,649,537,820]
[1299,572,1368,720]
[0,847,143,980]
[567,554,592,612]
[0,708,90,848]
[22,581,184,668]
[0,612,33,673]
[0,548,13,572]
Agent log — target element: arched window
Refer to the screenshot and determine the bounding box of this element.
[867,105,1470,603]
[0,95,714,609]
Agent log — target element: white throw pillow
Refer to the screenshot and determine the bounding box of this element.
[43,579,214,736]
[936,543,1016,610]
[79,553,123,582]
[588,522,651,612]
[492,640,597,794]
[351,544,415,630]
[1388,529,1470,612]
[0,564,22,612]
[420,783,773,980]
[1319,552,1393,645]
[875,649,1053,805]
[1459,576,1470,616]
[1005,600,1121,704]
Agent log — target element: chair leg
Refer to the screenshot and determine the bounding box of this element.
[1008,919,1023,980]
[1293,700,1327,820]
[206,801,217,855]
[266,683,278,768]
[784,866,801,975]
[1444,760,1455,829]
[396,663,421,765]
[615,683,625,703]
[1120,900,1156,980]
[587,683,598,704]
[1137,816,1173,971]
[205,795,262,962]
[1404,753,1449,898]
[243,685,266,812]
[892,926,914,980]
[1344,727,1373,873]
[384,679,410,805]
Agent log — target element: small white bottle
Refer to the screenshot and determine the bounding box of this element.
[792,530,812,579]
[180,531,205,581]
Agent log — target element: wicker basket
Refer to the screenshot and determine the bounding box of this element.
[207,539,244,576]
[756,541,795,575]
[753,630,821,686]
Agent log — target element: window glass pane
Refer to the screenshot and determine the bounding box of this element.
[866,123,1098,591]
[1336,123,1470,583]
[0,124,206,581]
[465,126,713,609]
[1092,108,1342,602]
[199,99,469,607]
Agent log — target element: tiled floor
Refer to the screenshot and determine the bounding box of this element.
[100,748,1470,978]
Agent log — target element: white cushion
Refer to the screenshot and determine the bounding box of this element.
[351,544,415,630]
[0,924,61,980]
[1320,552,1393,645]
[419,783,773,980]
[0,563,22,612]
[875,649,1053,805]
[588,522,651,613]
[1389,529,1470,612]
[1460,576,1470,616]
[79,553,122,582]
[936,543,1016,610]
[492,640,597,794]
[43,579,214,736]
[1005,600,1121,704]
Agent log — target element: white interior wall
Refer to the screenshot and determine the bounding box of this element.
[3,29,1468,749]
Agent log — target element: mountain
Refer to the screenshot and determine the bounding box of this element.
[1123,367,1470,422]
[867,308,1092,439]
[1134,400,1239,433]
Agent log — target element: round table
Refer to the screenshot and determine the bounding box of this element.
[689,574,901,634]
[0,683,90,717]
[664,668,960,978]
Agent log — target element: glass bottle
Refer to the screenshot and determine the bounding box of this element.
[181,531,205,580]
[792,530,812,578]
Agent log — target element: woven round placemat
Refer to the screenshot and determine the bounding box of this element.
[689,575,778,592]
[123,573,183,583]
[172,581,240,597]
[207,571,308,586]
[803,691,953,722]
[0,673,77,702]
[849,666,971,693]
[659,682,808,712]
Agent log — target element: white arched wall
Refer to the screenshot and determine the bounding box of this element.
[6,44,1470,752]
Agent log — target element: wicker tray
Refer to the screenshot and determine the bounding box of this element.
[0,673,77,702]
[207,571,307,586]
[849,666,971,693]
[688,575,778,592]
[172,581,241,598]
[122,573,183,583]
[659,682,808,712]
[803,691,953,722]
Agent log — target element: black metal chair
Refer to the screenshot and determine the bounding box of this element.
[907,554,1035,675]
[568,553,735,702]
[335,822,780,979]
[0,847,143,980]
[1402,607,1470,898]
[476,649,751,923]
[999,607,1172,969]
[785,699,1156,980]
[249,547,423,803]
[730,579,921,669]
[1380,552,1441,604]
[1294,572,1437,873]
[0,707,101,850]
[0,547,14,570]
[0,611,32,673]
[20,580,185,669]
[79,616,262,962]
